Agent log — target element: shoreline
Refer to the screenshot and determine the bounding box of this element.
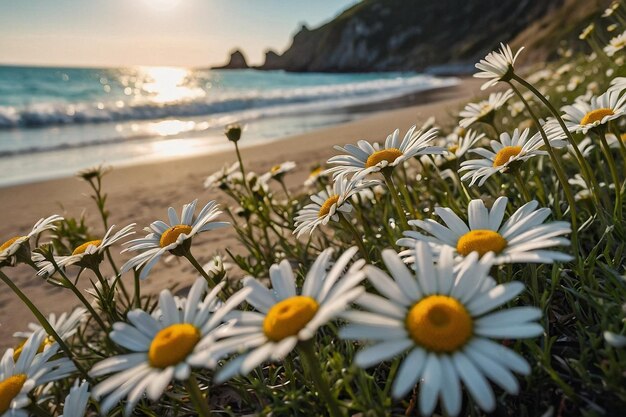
[0,77,484,347]
[0,75,459,188]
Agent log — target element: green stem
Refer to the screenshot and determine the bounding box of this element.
[184,375,212,417]
[92,267,121,323]
[234,142,252,195]
[105,248,130,302]
[382,169,410,230]
[133,269,141,308]
[589,37,617,66]
[92,266,110,293]
[431,163,463,214]
[0,270,91,381]
[57,271,109,333]
[507,82,579,256]
[484,121,500,139]
[339,214,370,263]
[513,171,532,203]
[610,123,626,163]
[511,73,604,211]
[278,179,291,201]
[31,257,107,331]
[598,130,623,220]
[299,339,344,417]
[396,166,417,217]
[453,167,474,203]
[87,177,133,306]
[184,251,217,287]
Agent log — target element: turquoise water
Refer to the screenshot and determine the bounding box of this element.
[0,65,456,185]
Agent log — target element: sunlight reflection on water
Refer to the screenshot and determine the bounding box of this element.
[138,67,205,104]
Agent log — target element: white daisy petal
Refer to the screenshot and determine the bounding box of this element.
[438,354,462,416]
[391,347,427,398]
[419,353,442,416]
[465,345,520,394]
[453,351,495,412]
[354,339,414,368]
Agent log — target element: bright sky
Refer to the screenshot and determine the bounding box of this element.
[0,0,359,68]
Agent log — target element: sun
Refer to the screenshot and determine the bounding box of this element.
[142,0,182,11]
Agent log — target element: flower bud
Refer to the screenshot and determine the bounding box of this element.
[225,123,242,142]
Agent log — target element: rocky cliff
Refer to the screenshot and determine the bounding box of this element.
[258,0,609,73]
[213,49,249,70]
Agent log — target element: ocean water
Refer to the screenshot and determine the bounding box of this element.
[0,65,456,186]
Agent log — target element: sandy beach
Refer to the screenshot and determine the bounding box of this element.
[0,77,484,348]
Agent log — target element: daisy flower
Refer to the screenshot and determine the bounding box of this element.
[0,330,77,417]
[90,278,251,415]
[445,130,485,159]
[34,224,135,276]
[0,215,62,267]
[569,173,612,201]
[604,30,626,57]
[541,117,569,147]
[293,175,375,237]
[397,196,573,265]
[568,137,594,159]
[459,90,514,128]
[203,161,240,189]
[260,161,296,182]
[579,23,595,40]
[325,126,443,179]
[608,76,626,94]
[561,90,626,134]
[12,308,87,361]
[76,165,111,182]
[604,331,626,348]
[602,2,619,18]
[227,171,270,194]
[608,132,626,149]
[202,255,232,278]
[304,165,327,187]
[474,43,524,90]
[59,380,90,417]
[459,128,552,186]
[189,247,366,383]
[340,242,543,416]
[121,200,228,280]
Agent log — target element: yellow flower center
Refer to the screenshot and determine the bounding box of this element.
[479,104,494,117]
[12,336,53,362]
[271,165,282,173]
[580,108,614,125]
[318,195,340,218]
[72,239,102,256]
[493,146,522,167]
[263,296,319,342]
[160,225,193,248]
[0,374,27,414]
[0,236,22,252]
[612,38,625,48]
[448,145,459,153]
[309,167,323,177]
[406,295,473,353]
[148,323,200,368]
[456,229,507,257]
[365,148,403,168]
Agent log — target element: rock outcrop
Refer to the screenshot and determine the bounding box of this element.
[260,49,283,70]
[257,0,609,73]
[213,49,249,70]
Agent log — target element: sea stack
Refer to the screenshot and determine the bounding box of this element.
[213,49,249,69]
[260,49,282,70]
